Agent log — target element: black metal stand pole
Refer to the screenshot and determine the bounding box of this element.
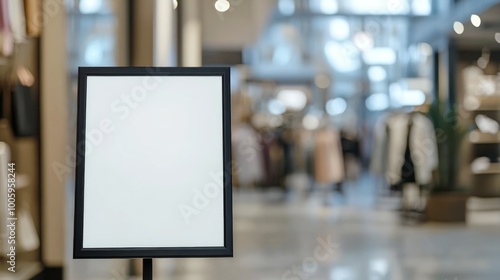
[143,258,153,280]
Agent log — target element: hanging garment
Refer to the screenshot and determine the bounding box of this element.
[340,130,361,181]
[370,113,394,175]
[385,112,438,186]
[11,84,36,137]
[294,129,314,174]
[314,127,345,184]
[0,88,4,117]
[259,131,272,185]
[0,0,13,56]
[400,114,416,184]
[8,0,26,43]
[268,137,285,187]
[278,129,294,176]
[23,0,41,37]
[340,131,360,159]
[232,123,264,187]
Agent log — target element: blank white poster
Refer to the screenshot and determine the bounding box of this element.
[82,76,224,248]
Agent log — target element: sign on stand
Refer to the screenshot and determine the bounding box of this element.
[73,67,233,279]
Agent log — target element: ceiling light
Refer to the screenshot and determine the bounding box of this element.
[329,18,350,40]
[215,0,230,12]
[173,0,178,9]
[277,89,307,111]
[326,98,347,116]
[387,0,408,14]
[453,21,464,34]
[362,48,396,65]
[411,0,432,15]
[325,41,361,72]
[366,93,390,111]
[471,14,481,27]
[353,32,374,51]
[79,0,101,14]
[390,88,426,107]
[367,66,387,82]
[320,0,338,14]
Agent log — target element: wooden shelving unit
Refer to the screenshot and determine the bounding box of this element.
[472,162,500,174]
[467,98,500,197]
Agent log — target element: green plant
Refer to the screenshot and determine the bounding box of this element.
[427,100,469,192]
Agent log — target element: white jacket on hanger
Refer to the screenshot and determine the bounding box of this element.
[385,113,438,186]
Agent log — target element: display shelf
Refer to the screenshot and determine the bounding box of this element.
[464,95,500,111]
[468,197,500,211]
[472,163,500,174]
[469,130,500,143]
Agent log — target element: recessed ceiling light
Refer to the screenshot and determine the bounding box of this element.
[353,31,374,51]
[329,18,350,40]
[366,93,389,111]
[277,89,308,111]
[362,48,396,65]
[215,0,230,12]
[367,66,387,82]
[453,21,464,34]
[326,98,347,116]
[471,14,481,27]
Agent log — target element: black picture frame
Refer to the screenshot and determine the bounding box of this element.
[73,67,232,259]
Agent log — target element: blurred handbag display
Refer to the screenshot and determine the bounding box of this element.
[11,84,36,137]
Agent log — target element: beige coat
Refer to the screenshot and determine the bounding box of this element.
[314,127,345,183]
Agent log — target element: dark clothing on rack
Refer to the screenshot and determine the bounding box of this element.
[400,114,416,184]
[11,85,37,137]
[340,132,360,159]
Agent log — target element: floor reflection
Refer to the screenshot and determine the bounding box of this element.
[66,174,500,280]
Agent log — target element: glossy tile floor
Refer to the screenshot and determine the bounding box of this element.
[66,174,500,280]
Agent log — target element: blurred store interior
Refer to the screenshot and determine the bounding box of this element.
[2,0,500,279]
